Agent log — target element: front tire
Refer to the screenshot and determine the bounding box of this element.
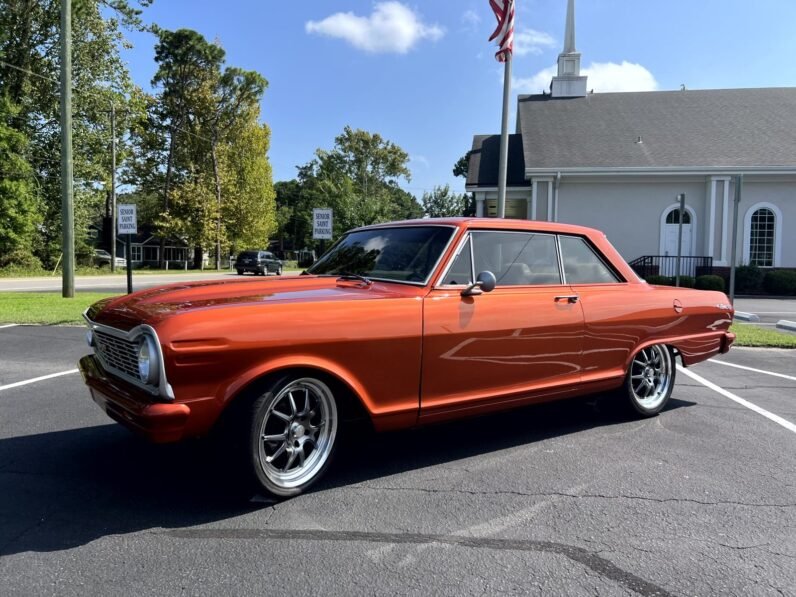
[622,344,675,417]
[248,376,339,497]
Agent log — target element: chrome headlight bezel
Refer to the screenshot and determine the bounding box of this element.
[137,334,160,386]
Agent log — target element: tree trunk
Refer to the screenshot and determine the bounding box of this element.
[160,126,178,268]
[211,136,222,270]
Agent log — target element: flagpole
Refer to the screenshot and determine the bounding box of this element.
[496,53,511,219]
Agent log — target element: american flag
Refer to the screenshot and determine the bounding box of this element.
[488,0,515,62]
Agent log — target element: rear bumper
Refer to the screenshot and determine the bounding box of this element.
[79,355,190,443]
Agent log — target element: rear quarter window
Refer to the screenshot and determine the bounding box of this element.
[559,236,622,284]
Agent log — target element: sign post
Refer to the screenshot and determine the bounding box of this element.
[313,208,333,256]
[117,204,137,294]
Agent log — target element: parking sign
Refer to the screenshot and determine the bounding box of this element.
[118,204,137,235]
[313,208,333,240]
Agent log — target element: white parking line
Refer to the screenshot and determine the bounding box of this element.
[677,365,796,434]
[0,369,79,392]
[710,360,796,382]
[0,324,18,329]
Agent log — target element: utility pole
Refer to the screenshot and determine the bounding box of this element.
[110,103,117,273]
[60,0,74,297]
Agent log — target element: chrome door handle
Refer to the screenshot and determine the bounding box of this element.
[554,295,579,304]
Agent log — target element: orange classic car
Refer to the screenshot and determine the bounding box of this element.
[80,218,735,497]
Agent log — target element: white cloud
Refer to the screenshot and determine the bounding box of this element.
[513,61,659,94]
[410,154,430,169]
[305,2,444,54]
[461,9,481,30]
[513,29,556,56]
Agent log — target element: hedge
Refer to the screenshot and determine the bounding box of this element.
[695,275,726,292]
[763,270,796,295]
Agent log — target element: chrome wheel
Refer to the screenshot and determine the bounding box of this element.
[256,377,337,492]
[629,345,673,411]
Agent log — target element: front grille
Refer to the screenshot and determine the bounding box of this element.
[94,330,140,381]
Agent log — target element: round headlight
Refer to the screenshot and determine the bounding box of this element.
[137,335,160,385]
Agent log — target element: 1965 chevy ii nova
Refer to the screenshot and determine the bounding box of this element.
[80,218,735,497]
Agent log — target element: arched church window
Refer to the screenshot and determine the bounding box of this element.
[749,208,775,267]
[665,209,691,224]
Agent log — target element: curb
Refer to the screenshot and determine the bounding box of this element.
[776,320,796,332]
[734,311,760,322]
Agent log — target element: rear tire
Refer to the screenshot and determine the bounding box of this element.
[247,375,339,497]
[622,344,675,417]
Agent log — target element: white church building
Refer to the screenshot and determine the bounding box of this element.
[466,0,796,274]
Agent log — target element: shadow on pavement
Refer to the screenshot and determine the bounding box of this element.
[0,394,694,555]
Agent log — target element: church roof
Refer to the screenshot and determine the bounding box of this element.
[466,134,528,188]
[516,87,796,173]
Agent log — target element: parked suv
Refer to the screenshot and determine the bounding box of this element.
[235,250,282,276]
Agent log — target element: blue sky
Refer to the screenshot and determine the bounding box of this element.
[122,1,796,199]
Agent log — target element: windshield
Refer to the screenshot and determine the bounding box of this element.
[306,226,455,284]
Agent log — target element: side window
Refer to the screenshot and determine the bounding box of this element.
[559,236,621,284]
[441,237,473,285]
[471,231,562,286]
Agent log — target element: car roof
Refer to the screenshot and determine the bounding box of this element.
[353,217,603,237]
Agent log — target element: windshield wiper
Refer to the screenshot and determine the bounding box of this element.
[337,272,373,285]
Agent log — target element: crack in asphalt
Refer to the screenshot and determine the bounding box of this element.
[164,527,675,597]
[348,485,796,508]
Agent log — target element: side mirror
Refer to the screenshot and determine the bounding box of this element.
[461,271,497,297]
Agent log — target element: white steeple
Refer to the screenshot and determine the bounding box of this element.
[551,0,587,97]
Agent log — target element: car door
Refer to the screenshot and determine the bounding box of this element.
[420,230,584,422]
[558,234,651,384]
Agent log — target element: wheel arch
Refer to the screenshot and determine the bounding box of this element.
[221,356,373,423]
[623,340,679,375]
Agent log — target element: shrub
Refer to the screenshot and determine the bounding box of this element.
[0,249,43,271]
[763,270,796,295]
[645,275,672,286]
[695,275,726,292]
[678,275,695,288]
[735,265,764,294]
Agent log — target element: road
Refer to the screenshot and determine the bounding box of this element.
[0,325,793,595]
[734,297,796,325]
[0,271,301,293]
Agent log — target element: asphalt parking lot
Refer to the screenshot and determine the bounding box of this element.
[0,325,794,596]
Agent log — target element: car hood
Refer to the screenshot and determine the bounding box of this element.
[86,276,416,330]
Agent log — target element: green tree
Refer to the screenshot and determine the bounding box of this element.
[0,0,152,267]
[287,126,420,248]
[208,67,268,267]
[150,27,224,215]
[218,115,276,253]
[453,151,471,179]
[421,184,467,218]
[146,28,274,267]
[0,96,40,267]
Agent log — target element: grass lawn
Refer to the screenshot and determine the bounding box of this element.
[730,323,796,348]
[0,292,117,325]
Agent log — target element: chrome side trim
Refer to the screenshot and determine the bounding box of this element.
[82,310,175,401]
[434,232,472,289]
